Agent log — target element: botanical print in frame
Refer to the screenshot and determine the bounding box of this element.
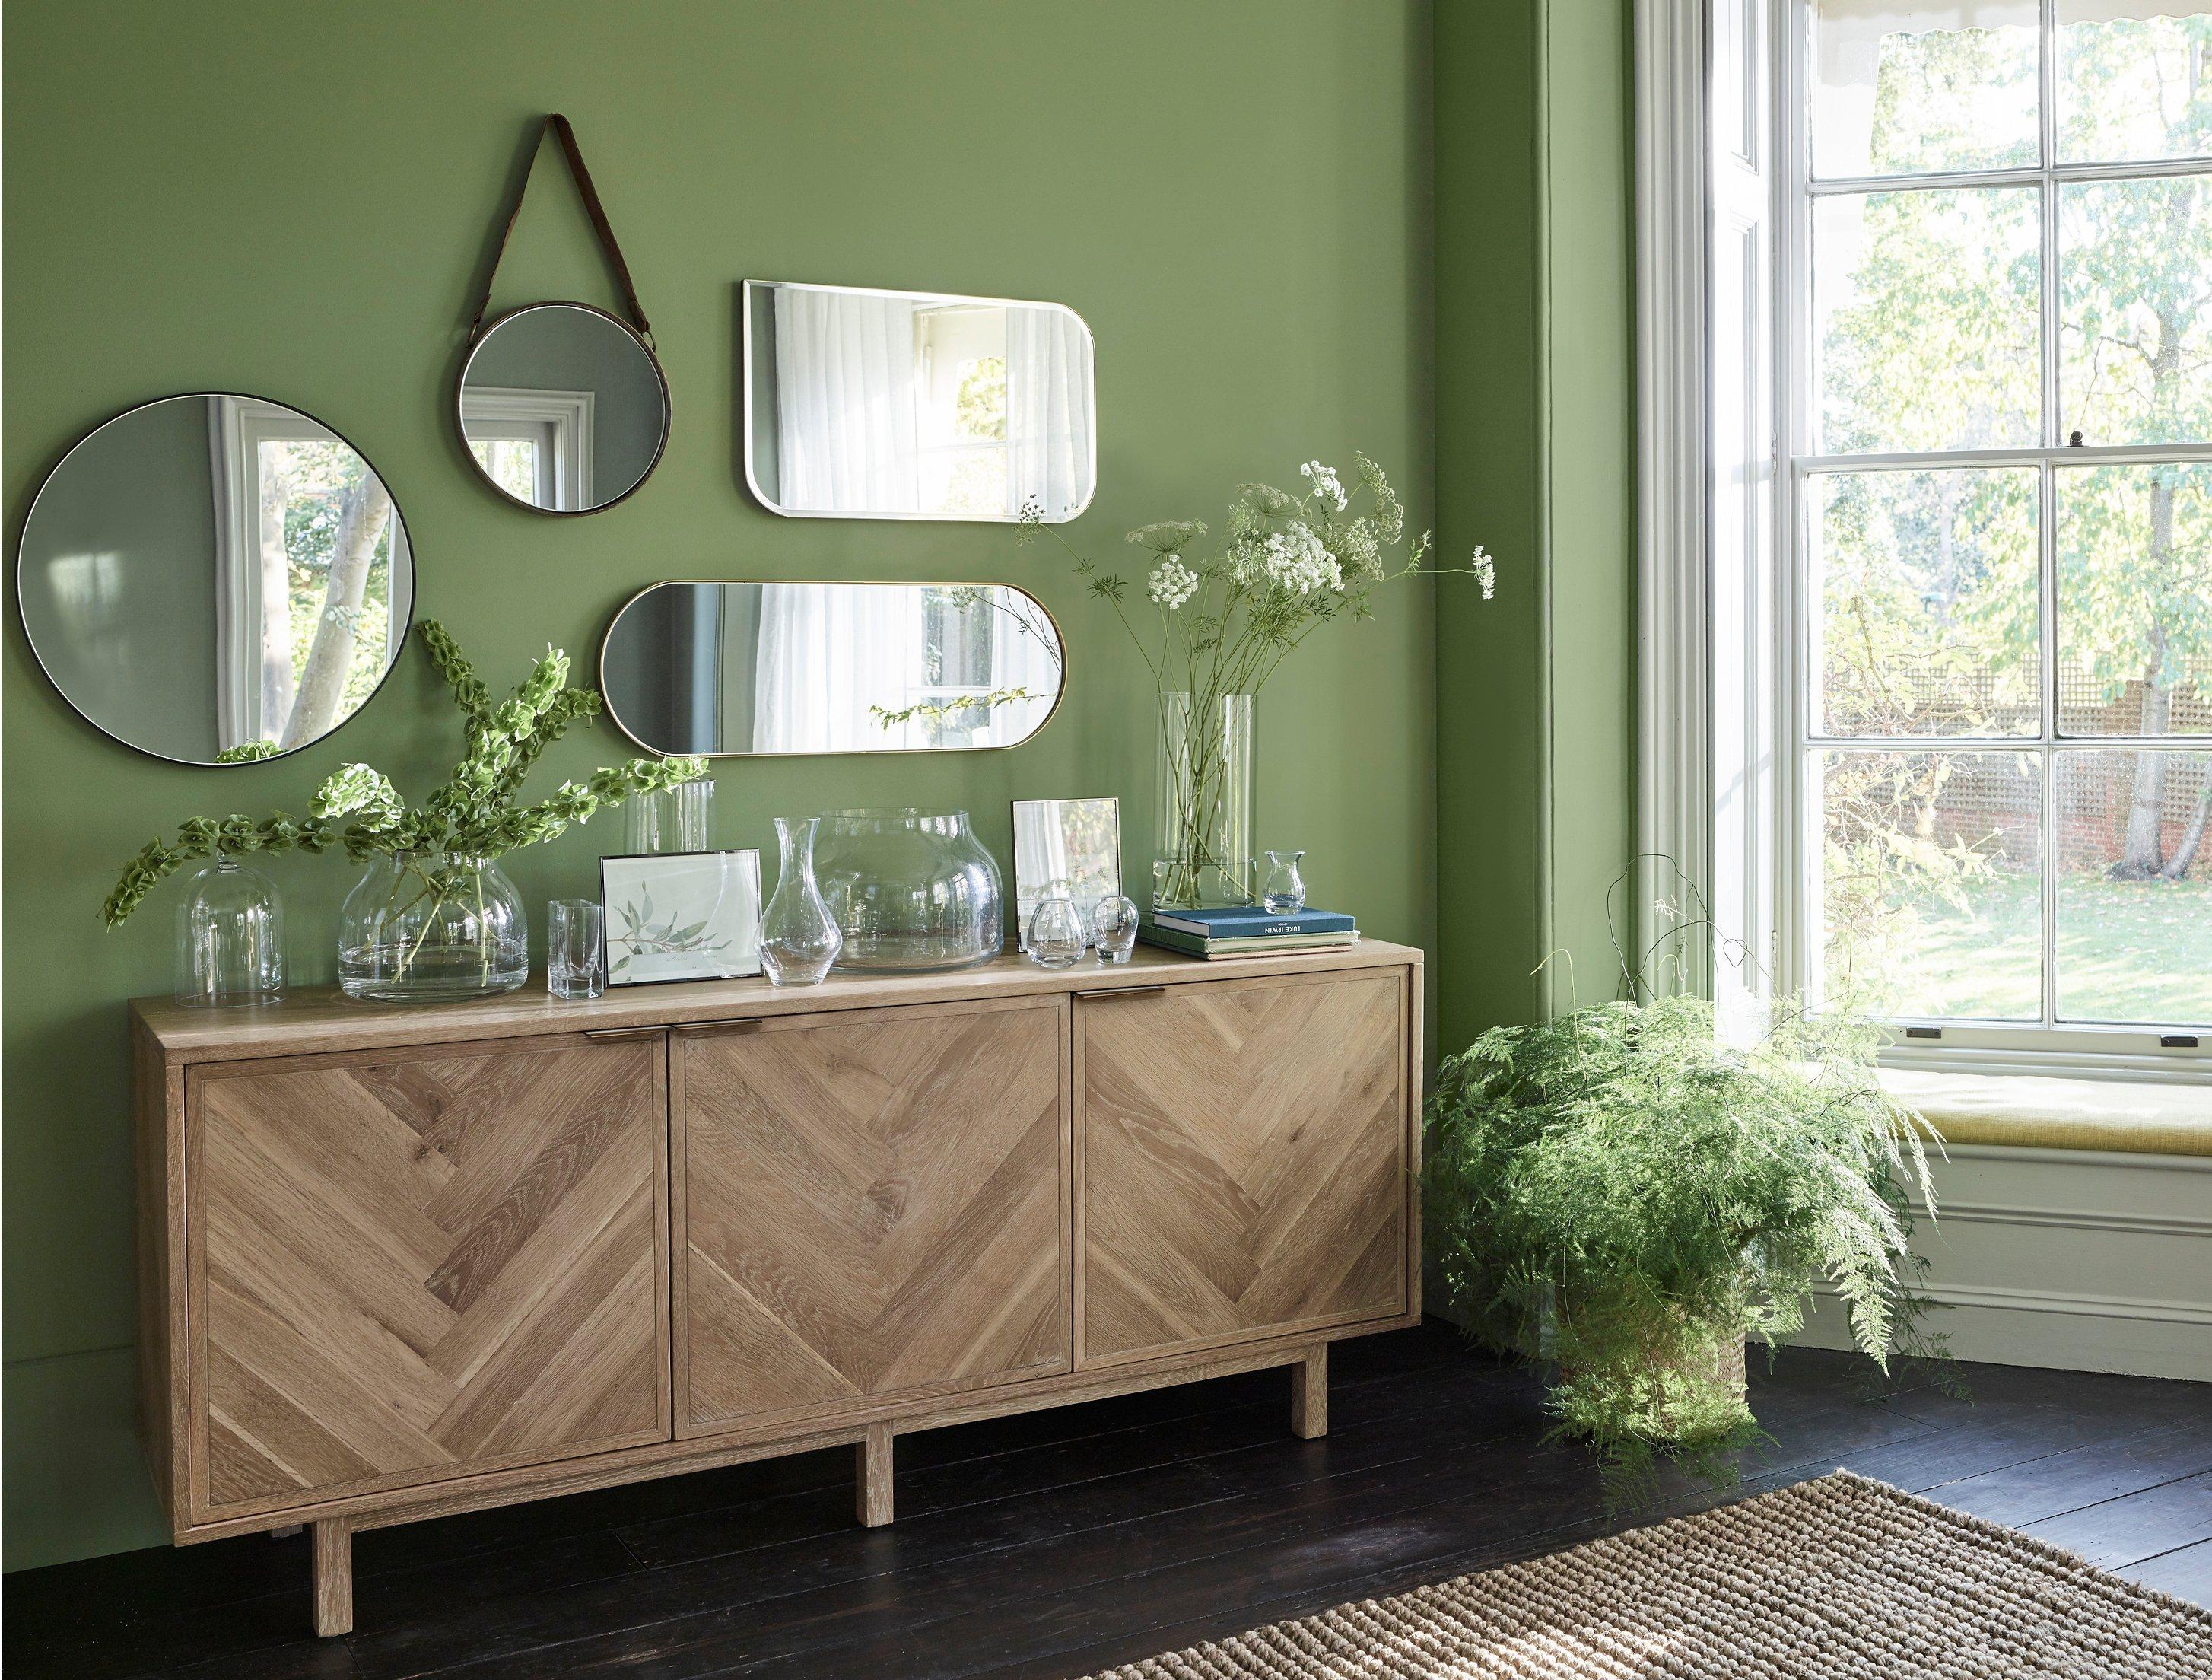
[1011,797,1121,948]
[600,849,761,985]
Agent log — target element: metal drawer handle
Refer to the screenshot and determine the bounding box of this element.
[582,1025,666,1042]
[1076,985,1168,1001]
[672,1017,768,1037]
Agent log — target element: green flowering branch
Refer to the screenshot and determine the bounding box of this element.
[102,621,707,927]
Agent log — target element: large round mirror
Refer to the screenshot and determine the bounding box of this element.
[17,393,414,765]
[457,302,670,514]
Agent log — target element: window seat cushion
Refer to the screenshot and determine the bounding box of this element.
[1879,1070,2212,1160]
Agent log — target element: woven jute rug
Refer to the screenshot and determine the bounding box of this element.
[1080,1470,2212,1678]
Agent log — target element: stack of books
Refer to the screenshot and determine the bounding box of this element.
[1139,905,1359,959]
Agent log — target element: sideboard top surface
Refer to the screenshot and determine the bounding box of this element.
[132,939,1424,1063]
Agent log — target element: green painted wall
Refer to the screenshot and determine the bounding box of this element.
[2,0,1438,1570]
[1434,0,1635,1054]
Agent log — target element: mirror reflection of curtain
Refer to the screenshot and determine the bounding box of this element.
[774,289,921,513]
[1005,307,1092,518]
[987,591,1063,743]
[751,583,928,751]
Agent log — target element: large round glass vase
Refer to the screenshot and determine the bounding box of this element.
[338,852,529,1001]
[813,809,1003,972]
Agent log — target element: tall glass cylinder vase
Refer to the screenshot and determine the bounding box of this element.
[1152,692,1254,912]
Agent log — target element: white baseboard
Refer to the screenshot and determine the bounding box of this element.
[1791,1143,2212,1382]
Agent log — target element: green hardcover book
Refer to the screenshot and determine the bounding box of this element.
[1139,924,1359,959]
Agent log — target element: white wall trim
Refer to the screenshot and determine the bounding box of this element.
[459,386,593,511]
[1634,0,1714,994]
[1795,1143,2212,1380]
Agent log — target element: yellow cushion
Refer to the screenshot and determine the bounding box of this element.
[1880,1070,2212,1159]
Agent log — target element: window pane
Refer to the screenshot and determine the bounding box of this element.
[2060,177,2212,446]
[1816,189,2041,453]
[2058,2,2212,164]
[469,438,539,504]
[1815,469,2039,736]
[2056,749,2212,1022]
[1813,0,2039,178]
[1819,749,2043,1018]
[2057,463,2212,734]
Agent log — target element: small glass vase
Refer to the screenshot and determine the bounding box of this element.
[759,816,841,986]
[1261,850,1308,914]
[1092,894,1140,964]
[1026,883,1088,969]
[1154,692,1254,912]
[338,851,528,1001]
[174,858,284,1005]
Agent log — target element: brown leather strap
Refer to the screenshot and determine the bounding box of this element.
[466,113,653,348]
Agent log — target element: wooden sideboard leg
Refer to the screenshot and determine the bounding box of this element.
[1290,1345,1328,1440]
[312,1518,353,1637]
[856,1421,895,1527]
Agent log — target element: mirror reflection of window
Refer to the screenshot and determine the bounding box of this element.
[755,283,1093,521]
[212,397,406,756]
[916,307,1010,518]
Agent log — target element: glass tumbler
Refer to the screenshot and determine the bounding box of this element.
[1026,883,1088,969]
[1092,895,1140,964]
[1261,850,1308,915]
[548,899,604,1000]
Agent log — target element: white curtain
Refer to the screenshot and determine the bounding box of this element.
[774,290,921,514]
[751,584,928,752]
[1005,306,1092,520]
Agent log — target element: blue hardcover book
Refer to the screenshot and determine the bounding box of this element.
[1149,907,1357,938]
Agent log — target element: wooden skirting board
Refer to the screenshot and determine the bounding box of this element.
[131,941,1425,1635]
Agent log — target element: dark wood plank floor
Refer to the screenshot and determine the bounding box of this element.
[7,1322,2207,1680]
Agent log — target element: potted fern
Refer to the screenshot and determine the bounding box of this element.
[1423,985,1945,1492]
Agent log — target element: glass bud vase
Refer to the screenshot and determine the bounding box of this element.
[1153,691,1255,912]
[174,858,284,1006]
[759,816,841,986]
[1025,882,1088,969]
[338,851,528,1001]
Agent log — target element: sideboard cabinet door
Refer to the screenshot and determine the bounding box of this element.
[1077,969,1412,1366]
[675,996,1070,1436]
[188,1033,669,1521]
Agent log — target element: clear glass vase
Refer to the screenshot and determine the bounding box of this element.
[759,816,841,986]
[1153,692,1254,911]
[625,781,715,854]
[814,807,1003,972]
[338,851,528,1001]
[1025,881,1088,969]
[174,858,284,1005]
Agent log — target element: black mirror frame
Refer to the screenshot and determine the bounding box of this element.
[14,390,417,768]
[453,301,672,518]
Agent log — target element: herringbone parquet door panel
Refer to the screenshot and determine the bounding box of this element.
[189,1034,669,1518]
[1078,971,1410,1365]
[676,998,1069,1434]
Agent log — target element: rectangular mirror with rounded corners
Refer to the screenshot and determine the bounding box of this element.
[742,280,1095,522]
[602,581,1064,756]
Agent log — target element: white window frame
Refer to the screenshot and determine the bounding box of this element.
[460,387,593,511]
[1641,0,2212,1079]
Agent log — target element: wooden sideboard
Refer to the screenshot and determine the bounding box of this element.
[132,940,1424,1635]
